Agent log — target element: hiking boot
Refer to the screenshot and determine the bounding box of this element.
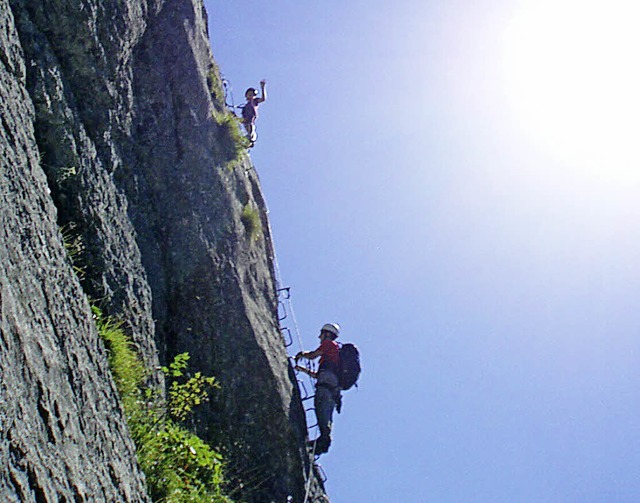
[306,439,329,455]
[314,435,331,454]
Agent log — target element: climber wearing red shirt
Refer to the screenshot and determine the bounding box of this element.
[295,323,341,455]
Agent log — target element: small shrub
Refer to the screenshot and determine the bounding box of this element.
[137,422,228,502]
[93,306,233,503]
[162,352,218,422]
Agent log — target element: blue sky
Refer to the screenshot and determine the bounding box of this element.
[204,1,640,501]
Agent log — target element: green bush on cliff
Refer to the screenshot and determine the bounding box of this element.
[240,203,262,242]
[93,306,233,503]
[162,352,218,422]
[213,111,250,164]
[206,66,250,164]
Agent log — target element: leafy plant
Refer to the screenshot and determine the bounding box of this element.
[137,421,228,503]
[93,306,233,503]
[162,353,218,422]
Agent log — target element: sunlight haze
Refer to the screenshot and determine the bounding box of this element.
[502,0,640,178]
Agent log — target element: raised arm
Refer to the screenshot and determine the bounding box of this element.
[257,79,267,103]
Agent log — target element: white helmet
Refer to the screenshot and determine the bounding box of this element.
[321,323,340,338]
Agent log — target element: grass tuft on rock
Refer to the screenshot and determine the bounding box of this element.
[213,111,250,165]
[240,203,262,242]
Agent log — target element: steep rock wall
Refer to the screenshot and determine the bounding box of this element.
[2,0,327,501]
[126,4,314,499]
[0,0,150,499]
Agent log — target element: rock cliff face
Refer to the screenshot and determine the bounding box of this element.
[1,0,326,501]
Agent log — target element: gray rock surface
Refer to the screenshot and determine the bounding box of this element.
[0,0,150,499]
[1,0,328,501]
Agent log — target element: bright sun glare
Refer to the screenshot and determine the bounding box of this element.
[503,0,640,180]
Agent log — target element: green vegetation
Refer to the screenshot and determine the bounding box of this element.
[240,203,262,242]
[93,306,233,503]
[60,222,86,280]
[207,67,225,106]
[162,353,217,423]
[206,65,250,165]
[214,111,250,164]
[55,165,78,184]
